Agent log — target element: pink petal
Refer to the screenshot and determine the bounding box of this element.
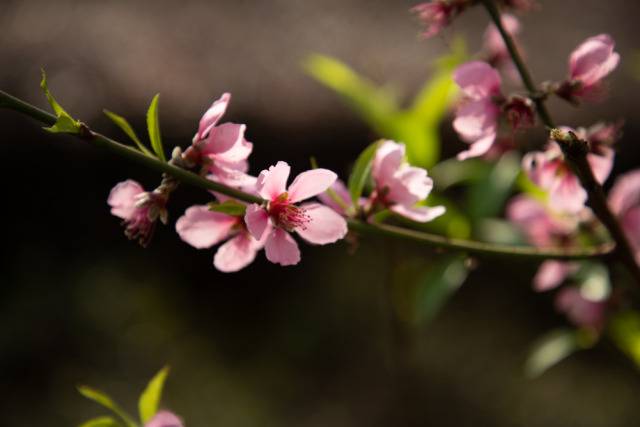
[453,61,502,99]
[569,34,619,86]
[108,180,145,219]
[391,204,446,222]
[288,169,338,203]
[244,204,270,240]
[317,180,352,214]
[265,228,301,266]
[197,93,230,140]
[549,173,587,214]
[256,161,291,200]
[533,260,575,292]
[144,410,184,427]
[587,146,614,185]
[453,99,499,142]
[456,132,496,161]
[555,287,606,329]
[176,205,237,249]
[214,232,261,272]
[295,203,348,244]
[484,14,520,57]
[609,170,640,216]
[386,166,433,206]
[372,141,405,188]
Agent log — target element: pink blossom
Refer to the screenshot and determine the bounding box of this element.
[176,204,264,273]
[452,61,502,160]
[411,1,468,39]
[371,141,445,222]
[145,410,184,427]
[507,195,580,290]
[523,125,616,214]
[244,162,348,266]
[184,93,254,186]
[609,169,640,260]
[108,180,167,247]
[558,34,620,102]
[555,287,607,330]
[484,14,521,68]
[317,179,354,216]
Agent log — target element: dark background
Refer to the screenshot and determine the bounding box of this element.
[2,1,640,426]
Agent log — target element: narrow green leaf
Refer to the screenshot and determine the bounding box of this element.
[138,366,170,424]
[415,254,469,324]
[524,329,582,378]
[104,110,153,156]
[77,386,137,427]
[40,69,80,134]
[79,416,123,427]
[208,200,247,216]
[146,94,166,162]
[347,141,379,206]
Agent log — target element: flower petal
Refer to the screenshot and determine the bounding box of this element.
[569,34,619,86]
[456,132,496,161]
[390,204,445,223]
[197,93,230,140]
[533,260,576,292]
[453,99,499,142]
[296,203,348,244]
[144,410,184,427]
[288,169,337,203]
[372,141,405,188]
[453,61,502,99]
[244,204,270,240]
[317,180,352,215]
[176,205,237,249]
[256,161,291,200]
[265,228,301,266]
[108,180,145,219]
[587,146,614,185]
[214,233,261,272]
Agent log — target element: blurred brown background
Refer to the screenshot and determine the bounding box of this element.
[2,1,640,426]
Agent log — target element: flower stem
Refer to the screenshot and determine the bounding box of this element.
[0,88,612,261]
[479,0,640,283]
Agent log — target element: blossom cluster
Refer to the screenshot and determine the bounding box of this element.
[108,94,444,272]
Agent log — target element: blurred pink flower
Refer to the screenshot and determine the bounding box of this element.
[557,34,620,102]
[184,93,254,186]
[507,195,580,290]
[244,161,347,266]
[411,1,469,39]
[523,124,616,214]
[609,169,640,260]
[452,61,502,160]
[176,204,265,273]
[317,179,355,217]
[371,140,445,222]
[484,14,521,68]
[108,180,167,247]
[555,287,607,330]
[145,410,184,427]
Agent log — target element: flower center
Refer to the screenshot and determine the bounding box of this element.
[268,193,310,231]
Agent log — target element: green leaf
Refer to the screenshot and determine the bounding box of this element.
[608,310,640,368]
[40,69,81,134]
[466,151,521,222]
[415,254,469,324]
[77,386,137,427]
[524,329,588,378]
[138,366,170,424]
[146,94,166,162]
[104,110,153,156]
[208,200,247,216]
[79,416,123,427]
[347,141,379,206]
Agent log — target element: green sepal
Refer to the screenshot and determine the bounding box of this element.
[40,69,81,134]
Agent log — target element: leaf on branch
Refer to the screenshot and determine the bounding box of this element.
[524,328,594,378]
[208,200,247,216]
[40,69,81,134]
[146,94,166,162]
[104,109,154,156]
[77,386,137,427]
[78,416,123,427]
[347,140,379,206]
[608,310,640,368]
[138,365,170,424]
